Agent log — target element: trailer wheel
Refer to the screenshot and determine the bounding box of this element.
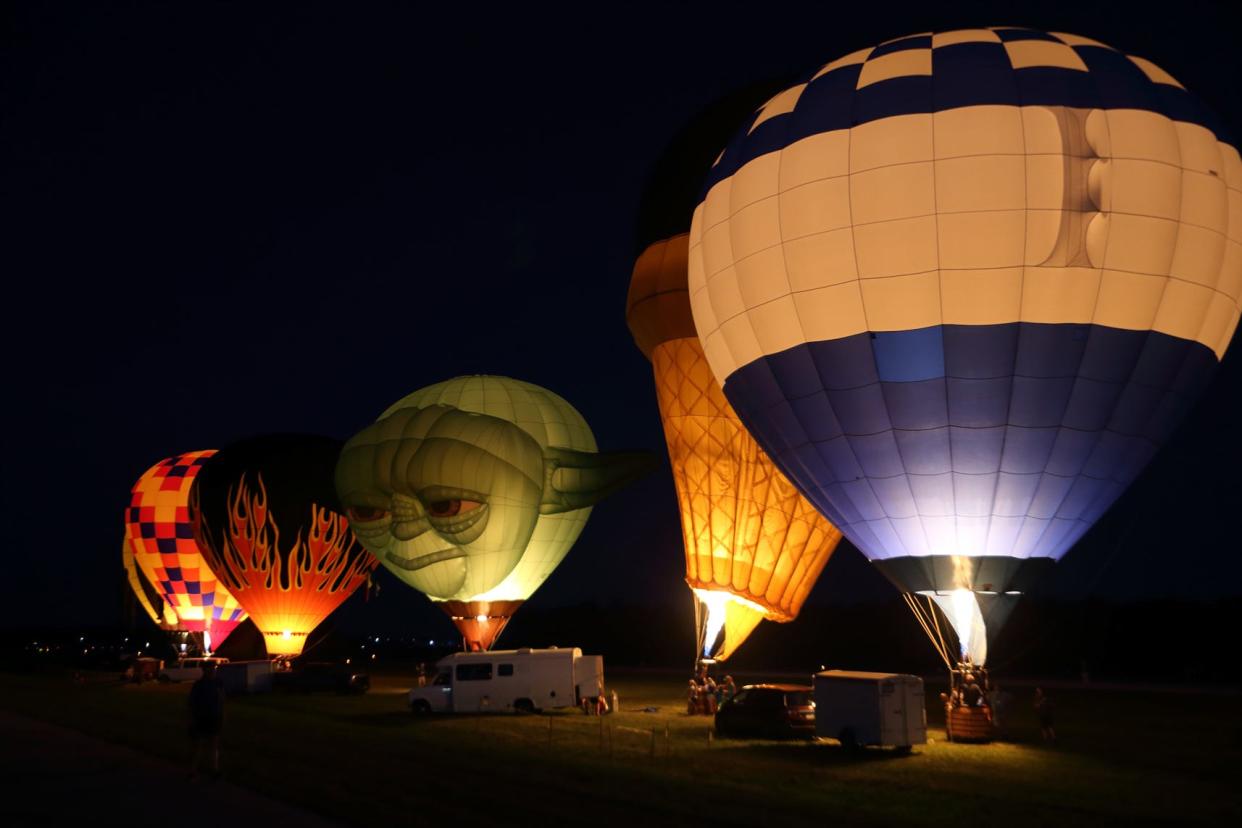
[410,700,431,715]
[838,728,859,752]
[513,698,536,715]
[894,744,913,755]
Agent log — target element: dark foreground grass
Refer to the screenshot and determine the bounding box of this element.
[2,671,1239,826]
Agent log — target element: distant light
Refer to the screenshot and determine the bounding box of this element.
[375,637,380,643]
[345,658,351,665]
[371,653,377,660]
[145,642,150,648]
[429,640,434,646]
[79,637,84,642]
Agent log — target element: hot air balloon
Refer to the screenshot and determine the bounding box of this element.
[191,435,376,657]
[629,237,843,663]
[122,539,178,631]
[688,28,1241,668]
[335,376,652,651]
[628,85,844,663]
[123,450,246,653]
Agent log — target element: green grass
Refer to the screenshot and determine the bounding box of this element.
[2,671,1239,826]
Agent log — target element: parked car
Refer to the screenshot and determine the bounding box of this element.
[273,662,370,694]
[714,683,815,739]
[158,656,228,683]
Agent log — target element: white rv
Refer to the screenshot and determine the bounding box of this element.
[813,670,927,751]
[408,647,604,714]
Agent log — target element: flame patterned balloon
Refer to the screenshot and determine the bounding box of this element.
[191,435,376,657]
[689,28,1241,663]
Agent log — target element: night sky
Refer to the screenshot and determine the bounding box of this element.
[4,1,1240,632]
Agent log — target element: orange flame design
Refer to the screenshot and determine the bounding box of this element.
[195,473,375,596]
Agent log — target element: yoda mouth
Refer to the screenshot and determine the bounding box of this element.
[387,548,466,572]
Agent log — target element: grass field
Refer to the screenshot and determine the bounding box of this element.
[2,670,1239,826]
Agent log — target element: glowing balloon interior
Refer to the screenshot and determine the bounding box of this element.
[629,233,842,663]
[122,539,178,630]
[336,375,652,651]
[191,436,376,657]
[123,450,246,652]
[689,28,1241,663]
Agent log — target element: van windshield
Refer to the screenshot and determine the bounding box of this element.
[434,671,450,686]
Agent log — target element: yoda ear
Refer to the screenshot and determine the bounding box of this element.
[540,447,657,515]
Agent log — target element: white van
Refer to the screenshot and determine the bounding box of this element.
[408,647,604,714]
[813,670,926,751]
[158,656,229,683]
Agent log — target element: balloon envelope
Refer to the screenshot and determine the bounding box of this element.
[122,539,178,630]
[123,450,246,651]
[336,375,650,650]
[688,28,1242,662]
[191,436,375,656]
[629,233,842,661]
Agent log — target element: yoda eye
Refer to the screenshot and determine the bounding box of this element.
[427,499,482,518]
[346,505,390,523]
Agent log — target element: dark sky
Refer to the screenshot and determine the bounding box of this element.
[3,1,1240,630]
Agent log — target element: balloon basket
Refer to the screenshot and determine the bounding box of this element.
[945,704,994,743]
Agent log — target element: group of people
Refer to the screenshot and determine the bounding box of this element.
[941,658,1056,743]
[686,666,736,716]
[580,682,619,715]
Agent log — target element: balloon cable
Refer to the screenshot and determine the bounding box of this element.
[903,593,952,671]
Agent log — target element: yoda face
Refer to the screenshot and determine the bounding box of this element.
[335,404,650,601]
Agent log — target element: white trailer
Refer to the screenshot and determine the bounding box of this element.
[813,670,926,751]
[408,647,604,714]
[218,659,276,694]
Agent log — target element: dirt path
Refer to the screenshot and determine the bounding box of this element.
[0,709,343,826]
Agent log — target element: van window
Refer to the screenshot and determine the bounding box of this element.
[498,663,514,677]
[455,663,493,681]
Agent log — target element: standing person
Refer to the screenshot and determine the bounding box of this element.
[1034,687,1056,745]
[702,676,718,714]
[720,675,737,705]
[988,681,1008,739]
[415,662,427,688]
[188,661,226,780]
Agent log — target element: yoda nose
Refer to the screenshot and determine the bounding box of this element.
[390,493,430,541]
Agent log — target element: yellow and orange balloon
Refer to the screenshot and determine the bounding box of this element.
[628,233,842,662]
[123,450,246,652]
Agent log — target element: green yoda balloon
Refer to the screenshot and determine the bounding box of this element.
[335,375,651,650]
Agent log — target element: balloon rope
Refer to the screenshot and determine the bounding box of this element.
[925,594,953,671]
[927,593,953,665]
[903,593,952,671]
